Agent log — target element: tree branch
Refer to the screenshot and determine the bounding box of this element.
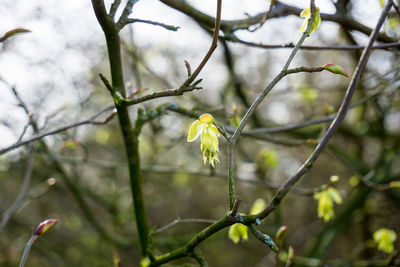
[245,0,394,223]
[160,0,395,43]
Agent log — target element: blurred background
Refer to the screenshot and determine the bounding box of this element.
[0,0,399,266]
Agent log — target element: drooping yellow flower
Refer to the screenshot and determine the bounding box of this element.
[373,228,397,254]
[298,7,321,34]
[313,187,342,222]
[187,114,220,166]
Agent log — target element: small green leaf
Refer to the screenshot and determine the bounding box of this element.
[250,198,267,215]
[187,119,206,142]
[388,17,400,31]
[275,226,287,246]
[349,175,360,187]
[63,140,79,149]
[327,187,342,204]
[299,7,321,34]
[228,223,248,244]
[140,257,151,267]
[323,64,350,78]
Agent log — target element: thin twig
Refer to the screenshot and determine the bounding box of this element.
[154,217,217,234]
[249,0,277,31]
[120,18,180,31]
[116,0,139,29]
[16,123,31,143]
[243,78,390,135]
[0,147,34,234]
[228,37,400,50]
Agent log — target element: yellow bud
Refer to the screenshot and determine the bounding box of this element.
[199,113,214,123]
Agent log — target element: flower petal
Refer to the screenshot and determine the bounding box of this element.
[298,7,321,34]
[209,124,221,137]
[327,187,342,204]
[300,7,311,18]
[187,120,206,142]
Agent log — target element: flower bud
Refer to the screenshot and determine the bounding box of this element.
[323,64,349,78]
[275,226,287,246]
[330,175,339,183]
[34,219,58,236]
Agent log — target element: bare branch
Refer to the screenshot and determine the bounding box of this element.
[227,37,400,51]
[248,225,279,252]
[0,147,34,234]
[0,105,116,156]
[116,0,139,29]
[109,0,121,19]
[160,0,395,43]
[153,217,217,234]
[120,18,179,31]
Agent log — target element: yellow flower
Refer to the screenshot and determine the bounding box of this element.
[373,228,397,254]
[298,7,321,34]
[187,114,220,166]
[313,187,342,222]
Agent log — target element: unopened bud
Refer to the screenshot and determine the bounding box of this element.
[47,178,56,186]
[390,181,400,189]
[288,246,294,260]
[113,251,121,267]
[34,219,58,236]
[330,175,339,183]
[275,226,287,246]
[323,64,349,78]
[323,103,335,114]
